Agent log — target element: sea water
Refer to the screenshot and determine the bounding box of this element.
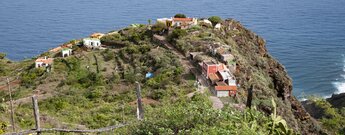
[1,0,345,98]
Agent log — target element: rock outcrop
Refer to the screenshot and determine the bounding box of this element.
[221,19,326,134]
[327,93,345,108]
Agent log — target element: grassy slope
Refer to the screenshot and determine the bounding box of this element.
[0,19,328,134]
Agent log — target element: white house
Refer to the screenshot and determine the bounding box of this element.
[62,48,72,58]
[156,17,198,29]
[172,17,198,29]
[35,56,54,68]
[199,19,212,26]
[215,23,222,29]
[156,18,173,26]
[83,38,101,48]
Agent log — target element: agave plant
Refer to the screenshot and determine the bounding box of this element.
[270,97,297,135]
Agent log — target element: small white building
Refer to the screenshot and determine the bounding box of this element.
[172,17,198,29]
[62,48,72,58]
[209,69,237,97]
[35,57,54,68]
[218,70,236,86]
[83,38,101,48]
[156,17,198,29]
[199,19,212,26]
[215,23,222,29]
[156,18,173,27]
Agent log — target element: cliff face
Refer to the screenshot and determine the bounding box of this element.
[327,93,345,108]
[219,19,324,134]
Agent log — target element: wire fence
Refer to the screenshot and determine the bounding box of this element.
[4,123,128,135]
[2,82,144,135]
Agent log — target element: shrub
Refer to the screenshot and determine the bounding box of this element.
[0,53,6,59]
[127,95,297,135]
[103,49,115,61]
[42,97,70,112]
[0,103,6,113]
[119,26,152,44]
[125,45,140,54]
[168,29,188,43]
[208,16,222,26]
[0,63,8,76]
[0,120,6,134]
[87,86,106,100]
[100,33,124,46]
[152,22,166,33]
[188,25,202,31]
[174,13,186,18]
[138,44,151,54]
[21,68,45,87]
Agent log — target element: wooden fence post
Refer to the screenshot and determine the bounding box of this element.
[122,100,125,123]
[32,96,41,134]
[135,82,144,120]
[7,78,15,132]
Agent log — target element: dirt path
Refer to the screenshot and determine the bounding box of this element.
[0,79,20,91]
[153,34,224,109]
[6,93,54,106]
[209,96,224,109]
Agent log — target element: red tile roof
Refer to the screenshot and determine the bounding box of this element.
[209,73,220,82]
[49,46,62,52]
[35,58,54,64]
[215,82,237,91]
[90,33,104,38]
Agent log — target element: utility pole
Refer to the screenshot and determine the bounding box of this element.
[32,96,41,135]
[7,78,15,132]
[122,100,125,123]
[135,82,144,120]
[246,85,254,108]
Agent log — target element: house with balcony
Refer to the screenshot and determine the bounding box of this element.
[83,38,101,49]
[35,57,54,72]
[62,48,72,58]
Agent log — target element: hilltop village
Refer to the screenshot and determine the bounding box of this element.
[39,15,238,98]
[1,14,336,134]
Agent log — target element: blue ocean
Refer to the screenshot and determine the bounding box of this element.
[1,0,345,98]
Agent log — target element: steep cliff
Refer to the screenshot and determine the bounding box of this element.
[170,18,326,134]
[220,19,325,134]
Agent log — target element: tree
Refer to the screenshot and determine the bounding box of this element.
[0,53,6,59]
[168,29,187,43]
[208,16,222,26]
[148,19,152,25]
[174,14,186,18]
[152,22,166,33]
